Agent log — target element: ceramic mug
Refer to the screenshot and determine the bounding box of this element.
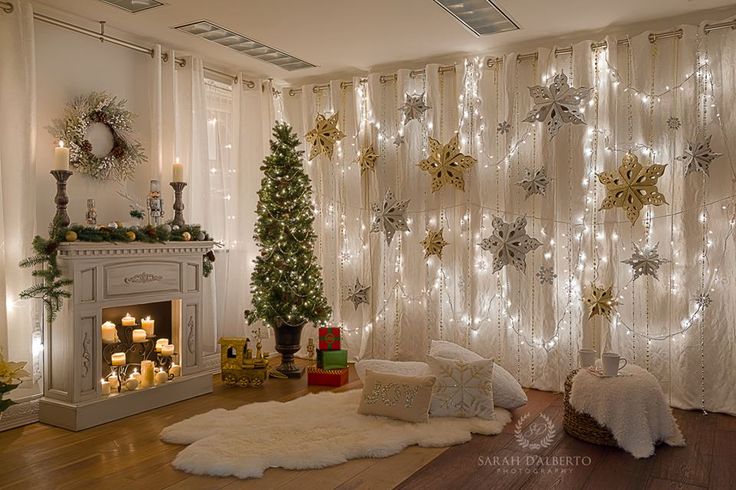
[579,349,597,368]
[601,352,627,376]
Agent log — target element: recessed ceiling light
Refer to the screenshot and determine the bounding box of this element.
[433,0,519,37]
[175,21,316,71]
[98,0,164,14]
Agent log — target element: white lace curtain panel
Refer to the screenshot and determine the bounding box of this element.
[281,21,736,416]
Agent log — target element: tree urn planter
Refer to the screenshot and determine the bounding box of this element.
[272,320,306,378]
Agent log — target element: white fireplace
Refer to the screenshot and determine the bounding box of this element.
[39,241,215,431]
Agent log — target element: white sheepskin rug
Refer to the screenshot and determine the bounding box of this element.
[161,389,511,479]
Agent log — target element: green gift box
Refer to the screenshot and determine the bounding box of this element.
[317,349,348,370]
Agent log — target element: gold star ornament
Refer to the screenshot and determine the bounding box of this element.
[597,152,667,225]
[418,134,477,192]
[421,228,449,260]
[583,283,620,320]
[305,112,345,161]
[358,144,378,173]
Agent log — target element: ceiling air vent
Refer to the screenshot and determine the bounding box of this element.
[433,0,518,36]
[98,0,164,13]
[175,21,316,71]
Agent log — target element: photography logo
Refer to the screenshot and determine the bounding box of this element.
[514,413,556,450]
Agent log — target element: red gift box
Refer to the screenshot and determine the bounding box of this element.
[319,326,341,351]
[307,367,349,387]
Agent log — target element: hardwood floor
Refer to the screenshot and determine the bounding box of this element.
[0,364,734,490]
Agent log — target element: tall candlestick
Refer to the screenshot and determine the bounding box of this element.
[173,158,184,182]
[121,313,136,327]
[54,141,70,171]
[141,316,155,337]
[50,169,72,230]
[101,321,118,344]
[170,181,187,227]
[140,360,155,388]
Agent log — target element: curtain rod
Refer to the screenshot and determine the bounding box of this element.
[0,4,259,88]
[287,20,735,96]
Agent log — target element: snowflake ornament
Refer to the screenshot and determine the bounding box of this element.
[583,283,620,320]
[536,266,557,285]
[418,134,477,192]
[393,133,405,147]
[358,144,378,173]
[622,243,669,281]
[677,134,722,177]
[345,278,370,310]
[305,112,345,161]
[399,92,430,123]
[695,293,712,310]
[523,71,592,140]
[598,152,667,225]
[479,216,542,274]
[421,228,449,260]
[497,121,512,134]
[517,167,550,199]
[667,116,681,131]
[371,190,410,245]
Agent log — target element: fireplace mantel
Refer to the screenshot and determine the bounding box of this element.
[40,241,215,431]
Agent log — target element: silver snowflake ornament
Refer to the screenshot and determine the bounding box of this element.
[622,243,669,281]
[677,134,722,177]
[399,92,430,123]
[695,293,712,310]
[523,72,592,140]
[480,216,542,273]
[371,190,410,245]
[667,116,681,131]
[393,133,405,147]
[497,121,511,134]
[345,278,370,310]
[516,167,550,199]
[536,266,557,285]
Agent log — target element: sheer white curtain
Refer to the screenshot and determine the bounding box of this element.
[0,0,39,397]
[283,17,736,415]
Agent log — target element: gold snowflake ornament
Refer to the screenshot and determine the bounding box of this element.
[421,228,449,260]
[598,152,667,225]
[418,134,477,192]
[358,144,378,173]
[305,112,345,161]
[583,283,620,320]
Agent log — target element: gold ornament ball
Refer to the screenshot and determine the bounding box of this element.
[125,231,136,241]
[64,230,78,242]
[182,231,192,241]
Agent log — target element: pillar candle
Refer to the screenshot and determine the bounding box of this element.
[54,141,70,171]
[161,344,175,357]
[155,338,169,352]
[108,374,119,391]
[130,369,140,381]
[169,363,181,377]
[125,377,139,391]
[154,369,168,385]
[100,378,111,395]
[173,158,184,182]
[132,329,147,343]
[121,313,136,327]
[140,360,155,388]
[141,316,155,337]
[111,352,126,366]
[101,321,118,343]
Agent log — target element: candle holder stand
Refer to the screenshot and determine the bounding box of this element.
[170,182,187,227]
[50,170,73,230]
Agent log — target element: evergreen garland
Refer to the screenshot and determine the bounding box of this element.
[20,223,214,325]
[245,122,331,328]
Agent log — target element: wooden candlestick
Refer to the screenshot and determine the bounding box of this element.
[50,170,73,230]
[170,181,186,227]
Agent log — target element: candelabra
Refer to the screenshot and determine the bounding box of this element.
[170,181,187,227]
[50,170,73,229]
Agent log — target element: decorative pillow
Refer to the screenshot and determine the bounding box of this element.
[426,355,495,419]
[357,370,436,423]
[429,340,528,410]
[355,359,432,381]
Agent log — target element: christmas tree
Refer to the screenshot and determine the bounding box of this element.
[246,122,331,329]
